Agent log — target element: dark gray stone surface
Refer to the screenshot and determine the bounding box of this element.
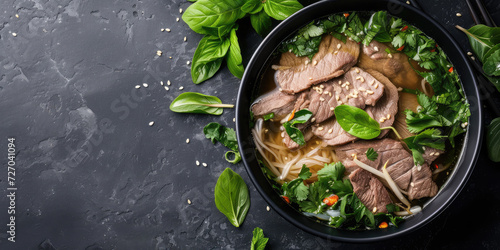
[0,0,499,249]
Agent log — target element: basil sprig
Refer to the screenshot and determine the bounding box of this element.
[183,0,303,83]
[214,168,250,227]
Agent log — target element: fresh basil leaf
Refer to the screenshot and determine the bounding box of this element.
[191,35,231,84]
[204,122,241,164]
[263,112,275,121]
[457,24,500,62]
[200,24,235,39]
[263,0,303,21]
[317,162,345,181]
[226,28,244,79]
[404,129,446,165]
[485,74,500,93]
[182,0,246,35]
[242,0,263,14]
[298,165,312,180]
[251,10,272,37]
[487,117,500,162]
[251,227,269,250]
[214,168,250,227]
[483,45,500,76]
[283,109,312,145]
[170,92,233,115]
[366,148,378,161]
[334,105,381,139]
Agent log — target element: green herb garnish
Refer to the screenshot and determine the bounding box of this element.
[263,112,275,121]
[283,109,313,145]
[214,168,250,227]
[183,0,303,83]
[366,148,378,161]
[403,128,447,165]
[204,122,242,164]
[487,118,500,162]
[170,92,234,115]
[251,227,269,250]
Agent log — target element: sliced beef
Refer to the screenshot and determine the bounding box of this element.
[422,147,444,165]
[311,118,357,146]
[349,168,393,213]
[296,67,385,124]
[358,40,426,92]
[407,164,438,200]
[273,35,360,94]
[280,126,314,150]
[363,69,399,138]
[251,89,297,120]
[335,138,438,200]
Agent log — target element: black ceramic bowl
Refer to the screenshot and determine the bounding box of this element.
[236,0,482,242]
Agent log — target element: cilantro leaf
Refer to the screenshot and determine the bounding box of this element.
[298,165,312,180]
[317,162,345,181]
[366,148,378,161]
[295,182,309,201]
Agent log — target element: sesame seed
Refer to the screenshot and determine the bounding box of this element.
[202,162,207,167]
[338,80,342,85]
[379,118,385,123]
[161,28,165,32]
[160,81,164,86]
[406,1,410,4]
[355,68,360,73]
[311,117,316,122]
[324,90,329,95]
[471,56,475,60]
[166,28,171,32]
[176,17,180,22]
[388,53,393,58]
[281,132,285,138]
[370,80,375,86]
[312,60,318,66]
[143,83,148,88]
[359,87,366,92]
[149,121,155,126]
[430,152,435,156]
[334,50,338,55]
[196,160,200,166]
[184,36,187,42]
[351,153,356,158]
[309,77,313,80]
[386,114,391,119]
[15,14,19,18]
[233,118,236,122]
[329,92,332,97]
[187,199,192,204]
[318,127,324,131]
[305,60,310,65]
[179,8,183,14]
[467,52,473,56]
[346,86,349,90]
[456,13,462,17]
[320,84,325,89]
[417,165,422,171]
[410,182,415,187]
[179,86,184,90]
[397,87,403,91]
[186,138,190,143]
[169,56,172,59]
[336,95,340,101]
[167,80,171,86]
[12,32,17,37]
[435,152,440,156]
[320,97,325,102]
[264,129,269,133]
[156,50,163,56]
[187,61,191,65]
[279,88,283,92]
[374,46,379,52]
[337,44,341,49]
[164,86,169,91]
[338,101,343,105]
[374,83,379,89]
[345,81,350,86]
[266,206,270,211]
[373,207,377,213]
[135,85,141,89]
[330,107,334,111]
[328,128,333,134]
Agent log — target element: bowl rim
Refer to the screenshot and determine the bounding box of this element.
[236,0,483,243]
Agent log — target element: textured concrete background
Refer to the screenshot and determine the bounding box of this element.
[0,0,499,249]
